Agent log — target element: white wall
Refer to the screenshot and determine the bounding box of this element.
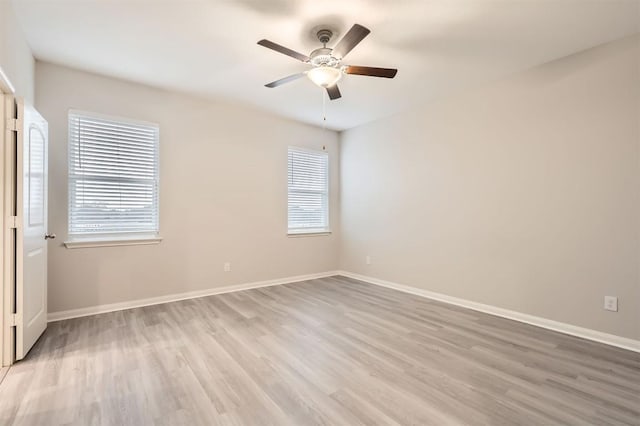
[340,35,640,340]
[0,0,34,101]
[36,62,340,314]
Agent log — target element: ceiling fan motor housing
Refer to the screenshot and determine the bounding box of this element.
[310,47,339,67]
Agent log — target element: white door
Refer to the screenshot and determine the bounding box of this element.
[15,98,49,360]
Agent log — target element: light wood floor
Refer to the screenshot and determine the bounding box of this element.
[0,276,639,425]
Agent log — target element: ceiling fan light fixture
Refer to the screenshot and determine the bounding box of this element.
[307,66,343,88]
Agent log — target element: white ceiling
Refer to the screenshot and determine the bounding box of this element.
[12,0,640,130]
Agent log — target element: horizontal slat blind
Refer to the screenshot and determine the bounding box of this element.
[68,111,159,236]
[288,147,329,233]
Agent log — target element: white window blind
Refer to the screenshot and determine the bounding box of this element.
[288,147,329,234]
[68,111,159,237]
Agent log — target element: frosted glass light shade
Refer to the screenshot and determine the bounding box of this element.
[307,66,343,88]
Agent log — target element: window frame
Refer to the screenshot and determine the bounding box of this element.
[64,109,161,248]
[287,146,330,236]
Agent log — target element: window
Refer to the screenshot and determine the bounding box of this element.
[68,110,160,243]
[288,147,329,234]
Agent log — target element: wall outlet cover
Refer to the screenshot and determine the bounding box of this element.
[604,296,618,312]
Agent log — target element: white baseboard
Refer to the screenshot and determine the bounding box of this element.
[47,271,339,322]
[48,269,640,353]
[337,270,640,353]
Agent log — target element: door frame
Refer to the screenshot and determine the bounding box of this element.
[0,66,16,367]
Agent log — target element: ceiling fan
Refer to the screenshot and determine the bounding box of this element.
[258,24,398,100]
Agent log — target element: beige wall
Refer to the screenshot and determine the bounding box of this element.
[339,35,640,340]
[36,62,340,314]
[35,35,640,340]
[0,0,34,101]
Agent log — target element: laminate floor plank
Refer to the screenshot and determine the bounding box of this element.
[0,276,638,425]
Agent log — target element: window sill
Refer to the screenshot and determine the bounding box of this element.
[64,235,163,249]
[287,230,332,238]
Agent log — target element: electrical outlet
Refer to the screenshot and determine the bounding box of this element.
[224,262,231,272]
[366,255,371,265]
[604,296,618,312]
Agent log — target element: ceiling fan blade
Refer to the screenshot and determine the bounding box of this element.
[332,24,370,59]
[258,39,310,62]
[326,84,341,100]
[345,66,398,78]
[265,73,306,88]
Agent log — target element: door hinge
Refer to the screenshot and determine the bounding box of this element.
[9,314,18,327]
[6,118,18,132]
[7,216,19,229]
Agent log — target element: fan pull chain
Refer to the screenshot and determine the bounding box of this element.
[322,87,327,129]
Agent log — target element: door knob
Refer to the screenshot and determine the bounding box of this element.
[45,233,56,240]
